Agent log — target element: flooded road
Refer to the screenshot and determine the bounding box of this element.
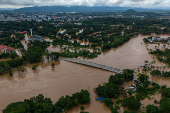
[1,34,170,112]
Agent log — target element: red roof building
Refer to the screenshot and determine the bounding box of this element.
[7,47,14,51]
[0,45,6,50]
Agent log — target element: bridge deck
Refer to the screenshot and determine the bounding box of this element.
[60,58,123,74]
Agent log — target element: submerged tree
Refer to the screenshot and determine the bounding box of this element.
[51,63,55,68]
[17,66,25,74]
[32,64,38,70]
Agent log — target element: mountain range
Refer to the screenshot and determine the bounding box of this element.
[13,6,148,12]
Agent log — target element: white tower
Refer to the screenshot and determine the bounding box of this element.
[30,29,32,36]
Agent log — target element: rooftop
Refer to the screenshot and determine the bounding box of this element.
[0,45,5,49]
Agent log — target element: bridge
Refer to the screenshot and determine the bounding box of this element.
[60,58,123,74]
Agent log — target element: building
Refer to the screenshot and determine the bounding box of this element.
[7,47,14,53]
[152,36,162,41]
[28,37,45,42]
[0,45,14,54]
[0,45,6,54]
[167,37,170,43]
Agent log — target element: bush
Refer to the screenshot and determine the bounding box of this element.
[80,106,85,110]
[32,64,38,70]
[154,99,159,104]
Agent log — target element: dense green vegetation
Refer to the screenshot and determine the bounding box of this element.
[135,73,160,100]
[150,70,162,76]
[150,70,170,77]
[0,58,24,75]
[95,70,134,98]
[122,97,141,111]
[0,40,60,75]
[95,70,135,113]
[0,32,24,48]
[146,104,160,113]
[150,49,170,66]
[3,90,90,113]
[0,52,18,59]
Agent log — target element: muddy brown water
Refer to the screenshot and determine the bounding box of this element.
[1,34,170,112]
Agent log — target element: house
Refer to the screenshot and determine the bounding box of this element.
[167,37,170,43]
[18,31,27,34]
[0,45,14,54]
[0,45,6,54]
[152,36,162,41]
[29,37,45,42]
[39,26,43,28]
[7,47,14,53]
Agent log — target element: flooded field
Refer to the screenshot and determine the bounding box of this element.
[1,34,170,112]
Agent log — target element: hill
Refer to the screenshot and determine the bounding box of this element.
[124,9,137,15]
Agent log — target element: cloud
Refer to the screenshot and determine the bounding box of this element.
[0,0,169,8]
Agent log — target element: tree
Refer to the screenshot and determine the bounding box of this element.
[32,64,38,70]
[162,88,170,98]
[150,70,161,76]
[3,102,30,113]
[137,73,149,83]
[3,94,55,113]
[8,69,13,76]
[80,106,85,110]
[104,98,113,107]
[109,74,124,85]
[160,100,170,113]
[122,97,141,111]
[95,82,119,98]
[51,63,55,68]
[17,66,25,74]
[23,61,27,66]
[123,69,134,80]
[146,104,159,113]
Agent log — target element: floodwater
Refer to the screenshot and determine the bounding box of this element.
[83,35,153,69]
[1,34,170,112]
[47,44,62,52]
[0,61,113,113]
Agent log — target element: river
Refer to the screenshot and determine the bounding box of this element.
[1,34,170,112]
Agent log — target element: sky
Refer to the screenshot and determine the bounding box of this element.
[0,0,170,9]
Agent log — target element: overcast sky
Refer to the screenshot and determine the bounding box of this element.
[0,0,170,9]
